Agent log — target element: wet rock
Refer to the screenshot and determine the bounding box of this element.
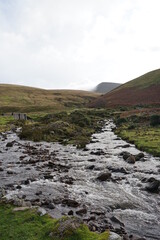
[0,167,4,171]
[7,170,15,174]
[35,191,42,196]
[24,179,30,185]
[76,208,87,216]
[97,171,112,181]
[86,165,95,170]
[44,175,53,180]
[135,153,145,161]
[37,207,47,216]
[88,159,96,162]
[62,199,80,208]
[68,210,74,215]
[90,210,105,216]
[91,149,105,156]
[60,176,74,185]
[16,185,22,189]
[108,167,128,174]
[145,178,160,193]
[110,216,124,227]
[120,152,130,160]
[109,232,123,240]
[48,203,55,209]
[115,144,130,149]
[6,141,15,147]
[83,147,89,151]
[126,155,136,164]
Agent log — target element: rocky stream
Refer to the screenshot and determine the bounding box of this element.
[0,120,160,240]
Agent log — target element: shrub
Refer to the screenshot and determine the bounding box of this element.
[70,111,91,127]
[116,117,127,125]
[150,115,160,126]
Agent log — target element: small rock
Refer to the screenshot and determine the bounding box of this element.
[145,178,160,193]
[110,216,124,226]
[48,203,55,209]
[76,208,87,216]
[97,171,111,181]
[86,165,95,170]
[126,155,135,164]
[135,153,145,161]
[7,170,15,174]
[62,199,80,208]
[109,232,123,240]
[68,210,74,215]
[37,207,47,216]
[6,141,14,147]
[120,151,130,160]
[91,150,105,156]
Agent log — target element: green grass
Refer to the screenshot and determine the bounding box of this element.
[0,84,99,114]
[19,109,110,148]
[118,69,160,89]
[116,123,160,157]
[0,204,109,240]
[0,116,14,132]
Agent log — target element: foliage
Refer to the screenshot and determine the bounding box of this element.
[19,109,109,148]
[150,115,160,126]
[0,203,109,240]
[115,115,160,156]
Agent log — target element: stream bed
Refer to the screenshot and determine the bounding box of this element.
[0,120,160,239]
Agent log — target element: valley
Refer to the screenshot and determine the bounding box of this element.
[0,69,160,240]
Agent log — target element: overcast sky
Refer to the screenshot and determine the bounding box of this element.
[0,0,160,90]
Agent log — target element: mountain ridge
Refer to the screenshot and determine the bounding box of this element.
[94,82,121,94]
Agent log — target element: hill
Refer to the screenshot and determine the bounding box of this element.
[94,82,121,94]
[0,84,99,113]
[90,69,160,108]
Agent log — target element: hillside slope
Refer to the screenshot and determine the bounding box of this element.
[94,82,121,94]
[0,84,99,113]
[90,69,160,108]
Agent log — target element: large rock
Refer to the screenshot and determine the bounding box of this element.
[97,171,112,181]
[120,151,131,160]
[145,178,160,193]
[109,232,123,240]
[6,141,15,147]
[135,153,145,161]
[126,155,136,164]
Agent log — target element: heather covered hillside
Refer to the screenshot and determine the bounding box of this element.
[90,69,160,108]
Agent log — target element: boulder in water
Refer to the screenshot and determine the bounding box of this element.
[97,171,112,181]
[145,178,160,193]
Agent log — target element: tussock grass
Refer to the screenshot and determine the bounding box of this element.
[0,204,109,240]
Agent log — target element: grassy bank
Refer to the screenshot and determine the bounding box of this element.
[0,116,14,132]
[115,114,160,157]
[0,203,109,240]
[19,109,110,148]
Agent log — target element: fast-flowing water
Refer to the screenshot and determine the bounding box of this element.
[0,120,160,239]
